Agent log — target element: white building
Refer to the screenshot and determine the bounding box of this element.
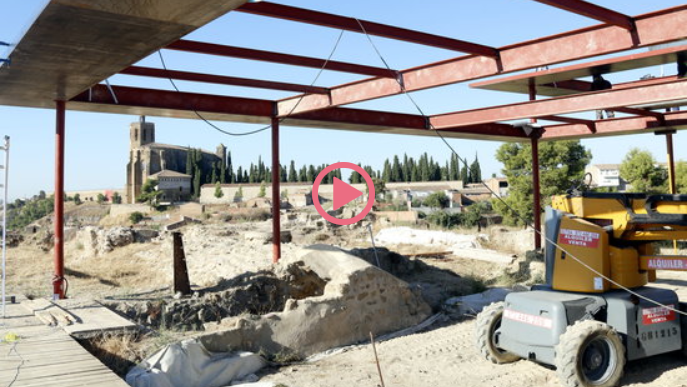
[149,170,192,203]
[585,164,627,191]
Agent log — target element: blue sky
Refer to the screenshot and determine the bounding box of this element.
[0,0,686,199]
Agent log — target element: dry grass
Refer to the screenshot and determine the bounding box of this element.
[79,333,143,377]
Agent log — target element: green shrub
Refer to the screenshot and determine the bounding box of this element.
[129,212,144,224]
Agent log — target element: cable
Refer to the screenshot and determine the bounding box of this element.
[157,29,347,137]
[354,18,687,317]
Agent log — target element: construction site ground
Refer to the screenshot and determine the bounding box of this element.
[6,207,687,387]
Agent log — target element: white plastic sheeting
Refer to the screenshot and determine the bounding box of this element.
[126,339,266,387]
[445,288,512,316]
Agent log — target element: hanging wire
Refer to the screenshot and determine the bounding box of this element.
[353,18,687,317]
[156,29,346,137]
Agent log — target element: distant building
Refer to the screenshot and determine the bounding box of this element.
[484,177,509,198]
[149,170,192,204]
[585,164,628,191]
[126,116,225,203]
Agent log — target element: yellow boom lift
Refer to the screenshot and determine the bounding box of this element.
[476,192,687,387]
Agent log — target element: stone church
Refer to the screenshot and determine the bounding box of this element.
[125,117,226,204]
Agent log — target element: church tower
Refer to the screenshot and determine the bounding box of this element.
[130,115,155,149]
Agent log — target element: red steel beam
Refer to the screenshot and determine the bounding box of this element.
[532,137,542,250]
[72,84,275,117]
[611,107,664,120]
[54,101,66,300]
[540,115,594,125]
[69,86,529,140]
[532,0,634,30]
[122,66,330,95]
[167,40,397,78]
[71,85,437,132]
[431,79,687,129]
[277,5,687,116]
[236,2,499,57]
[541,111,687,140]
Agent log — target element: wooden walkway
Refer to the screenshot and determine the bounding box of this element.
[0,302,129,387]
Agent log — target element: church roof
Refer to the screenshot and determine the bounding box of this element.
[149,170,192,179]
[145,142,219,157]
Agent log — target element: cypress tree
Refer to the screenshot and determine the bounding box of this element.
[248,163,255,183]
[391,155,402,182]
[185,147,193,176]
[470,154,482,183]
[265,167,271,183]
[461,162,469,184]
[382,159,392,182]
[236,166,243,183]
[220,152,227,184]
[193,166,201,198]
[280,164,288,182]
[307,165,316,182]
[210,162,218,184]
[450,153,459,181]
[299,166,307,182]
[403,154,410,182]
[288,160,297,182]
[227,151,234,183]
[258,156,265,182]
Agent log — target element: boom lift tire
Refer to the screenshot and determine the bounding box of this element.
[475,302,519,364]
[555,320,625,387]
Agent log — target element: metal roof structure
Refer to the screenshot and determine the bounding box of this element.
[1,0,686,297]
[2,1,687,141]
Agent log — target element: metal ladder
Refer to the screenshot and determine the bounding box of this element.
[0,136,10,318]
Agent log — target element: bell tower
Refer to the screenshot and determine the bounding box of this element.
[130,116,155,149]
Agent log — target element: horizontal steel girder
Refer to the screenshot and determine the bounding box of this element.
[430,79,687,129]
[542,111,687,140]
[532,0,634,30]
[167,40,397,78]
[277,5,687,116]
[236,2,499,57]
[121,66,330,95]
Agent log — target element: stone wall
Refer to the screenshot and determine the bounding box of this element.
[198,245,431,358]
[109,204,154,217]
[199,183,366,206]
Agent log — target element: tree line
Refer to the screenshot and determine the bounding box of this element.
[187,148,483,197]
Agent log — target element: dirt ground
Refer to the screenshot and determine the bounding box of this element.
[258,308,687,387]
[8,219,687,387]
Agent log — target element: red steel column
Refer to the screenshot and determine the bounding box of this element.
[271,117,281,263]
[666,132,677,194]
[53,101,66,299]
[531,137,542,250]
[529,81,542,250]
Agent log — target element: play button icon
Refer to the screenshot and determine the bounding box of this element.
[333,177,363,211]
[312,162,375,226]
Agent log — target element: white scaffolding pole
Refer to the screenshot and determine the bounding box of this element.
[1,136,9,318]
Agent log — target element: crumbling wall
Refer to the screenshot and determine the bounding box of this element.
[198,245,432,359]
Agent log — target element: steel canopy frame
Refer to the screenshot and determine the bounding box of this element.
[167,40,398,78]
[276,4,687,116]
[235,2,500,58]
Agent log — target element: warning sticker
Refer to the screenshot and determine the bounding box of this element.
[559,229,600,248]
[503,309,553,329]
[642,305,676,325]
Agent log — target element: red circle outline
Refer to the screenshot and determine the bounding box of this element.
[312,162,375,226]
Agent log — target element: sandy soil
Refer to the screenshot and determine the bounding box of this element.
[259,311,687,387]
